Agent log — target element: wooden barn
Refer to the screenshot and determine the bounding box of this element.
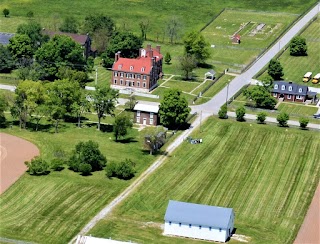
[164,200,235,242]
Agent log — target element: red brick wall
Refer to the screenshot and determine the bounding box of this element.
[134,111,158,126]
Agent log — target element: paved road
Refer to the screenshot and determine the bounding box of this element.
[191,2,320,114]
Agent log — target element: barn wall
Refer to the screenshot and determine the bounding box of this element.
[164,221,227,242]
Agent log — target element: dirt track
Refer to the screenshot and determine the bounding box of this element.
[294,184,320,244]
[0,133,39,194]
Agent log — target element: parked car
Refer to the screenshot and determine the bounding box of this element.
[313,113,320,119]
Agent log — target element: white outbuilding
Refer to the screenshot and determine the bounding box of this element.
[164,200,235,242]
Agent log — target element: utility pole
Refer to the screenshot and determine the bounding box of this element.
[95,67,98,86]
[200,110,202,133]
[226,81,230,107]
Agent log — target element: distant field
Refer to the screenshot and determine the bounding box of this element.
[89,117,320,244]
[0,121,157,243]
[0,0,317,36]
[258,16,320,86]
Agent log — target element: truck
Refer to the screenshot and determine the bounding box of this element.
[303,72,312,82]
[312,73,320,84]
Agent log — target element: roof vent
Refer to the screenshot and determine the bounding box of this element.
[289,81,292,84]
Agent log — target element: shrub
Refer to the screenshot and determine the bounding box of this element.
[26,11,34,18]
[3,8,9,17]
[79,163,92,176]
[164,52,171,64]
[106,159,136,180]
[51,159,64,171]
[25,156,50,175]
[218,105,228,119]
[277,112,289,127]
[236,106,246,121]
[299,117,309,129]
[290,36,307,56]
[256,112,267,124]
[105,162,117,178]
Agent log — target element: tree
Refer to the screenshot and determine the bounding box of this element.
[164,52,171,64]
[0,45,15,72]
[166,17,181,44]
[71,91,90,128]
[243,86,277,109]
[45,79,81,132]
[179,54,197,80]
[7,34,33,61]
[144,128,167,155]
[91,86,119,131]
[299,117,309,129]
[59,16,78,33]
[101,31,143,67]
[17,22,46,50]
[68,140,107,172]
[16,62,46,81]
[25,156,50,175]
[125,95,137,111]
[139,19,150,40]
[57,66,88,88]
[159,88,190,128]
[92,28,112,54]
[78,163,92,176]
[277,112,289,127]
[3,8,9,17]
[267,59,284,80]
[256,112,267,124]
[236,106,246,121]
[0,94,8,127]
[105,159,135,180]
[35,35,86,80]
[113,114,133,141]
[218,105,228,119]
[290,36,307,56]
[82,14,115,37]
[183,31,210,64]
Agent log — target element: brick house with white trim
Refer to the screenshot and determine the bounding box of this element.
[133,103,159,126]
[272,81,317,103]
[111,44,163,92]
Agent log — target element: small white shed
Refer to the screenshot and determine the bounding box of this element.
[205,70,216,80]
[164,200,235,242]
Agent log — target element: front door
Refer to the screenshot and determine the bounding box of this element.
[143,118,147,125]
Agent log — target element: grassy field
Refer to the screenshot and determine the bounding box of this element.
[202,74,235,98]
[89,117,320,244]
[0,118,159,243]
[0,0,316,36]
[258,16,320,86]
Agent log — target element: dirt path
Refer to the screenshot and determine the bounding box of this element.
[0,133,39,194]
[294,184,320,244]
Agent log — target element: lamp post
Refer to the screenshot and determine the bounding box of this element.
[226,81,230,107]
[95,67,98,86]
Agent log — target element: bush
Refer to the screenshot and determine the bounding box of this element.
[256,112,267,124]
[25,156,50,175]
[79,163,92,176]
[218,105,228,119]
[3,8,9,17]
[26,11,34,18]
[236,106,246,121]
[299,117,309,129]
[105,159,136,180]
[290,36,307,56]
[277,112,289,127]
[51,159,64,171]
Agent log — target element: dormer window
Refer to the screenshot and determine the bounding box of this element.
[288,86,292,91]
[130,66,133,70]
[141,67,145,72]
[281,85,285,90]
[299,88,302,93]
[118,65,122,69]
[274,84,278,89]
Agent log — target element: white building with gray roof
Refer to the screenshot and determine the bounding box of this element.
[164,200,235,242]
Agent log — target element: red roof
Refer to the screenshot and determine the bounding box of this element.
[113,57,152,75]
[44,31,88,45]
[112,46,162,74]
[234,34,241,40]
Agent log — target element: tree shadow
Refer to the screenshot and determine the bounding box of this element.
[197,63,214,69]
[115,137,138,143]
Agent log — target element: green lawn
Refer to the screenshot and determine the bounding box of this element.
[89,117,320,244]
[0,120,157,243]
[202,74,235,98]
[258,16,320,86]
[162,79,201,93]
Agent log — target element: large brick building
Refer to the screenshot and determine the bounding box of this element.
[111,44,163,92]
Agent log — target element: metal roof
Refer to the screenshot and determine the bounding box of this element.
[164,200,234,229]
[0,32,15,45]
[133,103,159,113]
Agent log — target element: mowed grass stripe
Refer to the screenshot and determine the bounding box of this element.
[90,118,320,244]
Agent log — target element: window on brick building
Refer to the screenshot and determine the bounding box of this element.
[120,79,123,85]
[143,75,147,80]
[137,82,140,87]
[143,82,146,88]
[114,79,117,84]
